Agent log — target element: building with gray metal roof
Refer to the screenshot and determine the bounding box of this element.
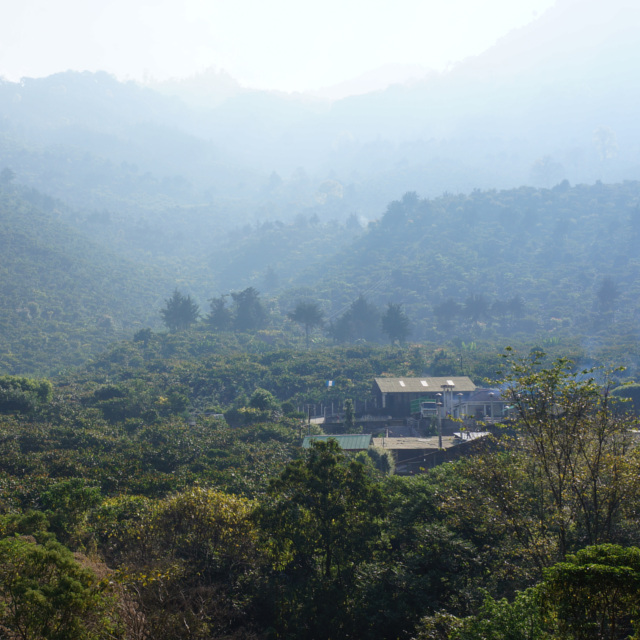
[373,377,476,417]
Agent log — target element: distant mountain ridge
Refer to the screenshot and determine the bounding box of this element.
[0,0,639,375]
[2,0,639,215]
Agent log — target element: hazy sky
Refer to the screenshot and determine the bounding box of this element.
[1,0,556,92]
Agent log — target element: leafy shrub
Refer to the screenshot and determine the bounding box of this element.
[612,382,640,415]
[0,536,119,639]
[0,375,52,413]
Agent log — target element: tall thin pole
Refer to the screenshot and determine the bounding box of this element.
[436,393,443,449]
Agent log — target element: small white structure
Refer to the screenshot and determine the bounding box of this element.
[454,388,511,422]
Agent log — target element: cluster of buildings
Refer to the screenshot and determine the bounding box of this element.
[304,376,511,475]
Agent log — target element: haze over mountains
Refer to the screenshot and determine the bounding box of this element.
[4,6,640,639]
[1,0,640,373]
[1,0,636,206]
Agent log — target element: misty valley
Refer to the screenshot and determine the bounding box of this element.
[3,2,640,635]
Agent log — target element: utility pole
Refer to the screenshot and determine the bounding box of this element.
[436,392,443,449]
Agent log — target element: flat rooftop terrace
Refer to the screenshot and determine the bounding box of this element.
[372,436,458,449]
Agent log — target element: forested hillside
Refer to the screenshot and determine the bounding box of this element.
[4,0,640,213]
[2,152,640,637]
[205,181,640,367]
[0,184,167,372]
[0,336,638,638]
[2,2,640,637]
[2,176,640,375]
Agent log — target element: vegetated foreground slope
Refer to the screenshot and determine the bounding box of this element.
[0,335,639,639]
[0,187,167,373]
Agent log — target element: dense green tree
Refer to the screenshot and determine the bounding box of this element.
[381,302,410,344]
[349,295,380,341]
[231,287,266,331]
[421,545,640,639]
[39,478,102,546]
[257,440,385,638]
[491,299,510,327]
[596,276,619,314]
[132,327,153,346]
[540,544,640,640]
[343,398,355,432]
[288,301,324,347]
[260,440,384,579]
[0,536,119,639]
[414,588,545,640]
[380,194,418,227]
[401,190,420,208]
[160,289,200,332]
[330,295,380,343]
[463,293,490,323]
[360,446,395,475]
[248,387,280,411]
[207,295,233,330]
[0,375,52,414]
[263,265,279,290]
[110,488,263,640]
[433,299,460,331]
[508,294,526,319]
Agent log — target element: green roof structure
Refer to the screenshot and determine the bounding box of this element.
[302,434,373,450]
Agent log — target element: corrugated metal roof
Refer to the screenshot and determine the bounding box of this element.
[374,377,476,393]
[302,434,373,450]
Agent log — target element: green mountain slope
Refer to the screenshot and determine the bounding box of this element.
[273,182,640,349]
[0,186,167,373]
[2,177,640,374]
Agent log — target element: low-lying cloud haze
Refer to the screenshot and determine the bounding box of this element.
[1,0,555,93]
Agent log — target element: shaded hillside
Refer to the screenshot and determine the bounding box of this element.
[206,213,364,295]
[0,185,167,373]
[0,71,259,206]
[0,72,350,270]
[3,177,640,375]
[277,182,640,354]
